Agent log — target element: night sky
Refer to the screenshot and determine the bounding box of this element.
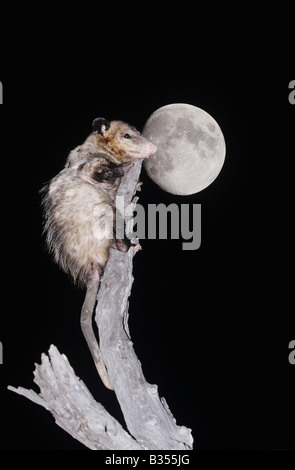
[0,5,294,451]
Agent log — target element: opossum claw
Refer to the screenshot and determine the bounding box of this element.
[118,162,134,176]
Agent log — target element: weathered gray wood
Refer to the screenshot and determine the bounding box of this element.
[96,160,193,449]
[8,345,144,450]
[8,159,194,450]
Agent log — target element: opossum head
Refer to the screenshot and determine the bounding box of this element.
[92,117,157,163]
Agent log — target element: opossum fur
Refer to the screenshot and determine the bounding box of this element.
[41,118,157,286]
[41,117,156,389]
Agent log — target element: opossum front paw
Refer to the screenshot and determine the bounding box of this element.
[133,241,142,253]
[119,162,134,175]
[115,237,131,253]
[136,181,143,192]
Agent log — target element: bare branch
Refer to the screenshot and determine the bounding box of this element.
[8,159,194,450]
[8,345,144,450]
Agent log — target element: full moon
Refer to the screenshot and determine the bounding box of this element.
[142,103,226,195]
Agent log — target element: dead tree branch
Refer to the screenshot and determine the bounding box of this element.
[8,159,194,450]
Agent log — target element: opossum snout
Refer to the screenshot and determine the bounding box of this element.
[148,142,157,155]
[140,141,157,159]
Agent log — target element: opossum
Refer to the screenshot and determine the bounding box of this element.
[41,117,157,389]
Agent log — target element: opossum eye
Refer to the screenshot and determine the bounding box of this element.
[124,133,131,139]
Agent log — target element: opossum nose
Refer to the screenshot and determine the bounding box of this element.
[148,143,157,156]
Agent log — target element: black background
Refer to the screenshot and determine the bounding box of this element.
[0,4,294,451]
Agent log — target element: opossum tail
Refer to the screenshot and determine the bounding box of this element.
[80,270,113,390]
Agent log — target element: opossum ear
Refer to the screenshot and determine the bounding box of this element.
[92,117,110,136]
